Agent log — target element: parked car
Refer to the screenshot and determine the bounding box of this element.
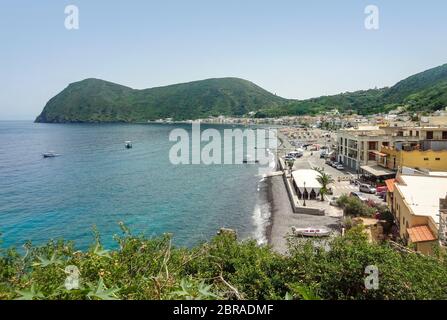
[377,191,387,201]
[359,184,377,194]
[325,159,333,166]
[331,162,339,168]
[350,191,368,202]
[335,164,345,170]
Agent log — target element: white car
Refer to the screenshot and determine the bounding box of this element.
[336,164,344,170]
[359,184,377,194]
[350,192,368,202]
[329,196,339,206]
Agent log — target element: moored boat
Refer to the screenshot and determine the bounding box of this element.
[42,151,61,158]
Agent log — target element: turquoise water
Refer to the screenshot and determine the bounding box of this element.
[0,121,271,249]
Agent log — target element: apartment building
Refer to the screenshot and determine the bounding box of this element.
[378,126,447,171]
[336,126,418,171]
[337,123,447,172]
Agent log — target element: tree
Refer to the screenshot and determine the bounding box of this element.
[316,171,334,201]
[286,159,295,171]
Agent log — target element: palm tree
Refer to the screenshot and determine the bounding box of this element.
[316,171,334,201]
[286,159,295,171]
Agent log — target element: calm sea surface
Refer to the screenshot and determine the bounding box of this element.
[0,121,272,249]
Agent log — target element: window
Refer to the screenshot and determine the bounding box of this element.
[427,131,434,140]
[443,131,447,140]
[424,158,429,161]
[436,158,441,161]
[368,141,377,150]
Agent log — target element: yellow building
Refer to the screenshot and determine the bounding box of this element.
[380,146,447,171]
[389,173,447,255]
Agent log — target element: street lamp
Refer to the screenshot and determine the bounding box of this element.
[303,181,307,207]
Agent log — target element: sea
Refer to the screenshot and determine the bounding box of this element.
[0,121,275,250]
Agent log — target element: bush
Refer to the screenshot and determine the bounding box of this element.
[1,227,447,300]
[342,197,376,217]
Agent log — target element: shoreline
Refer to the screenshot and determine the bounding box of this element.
[265,176,274,244]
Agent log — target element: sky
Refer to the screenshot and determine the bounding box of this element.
[1,0,447,120]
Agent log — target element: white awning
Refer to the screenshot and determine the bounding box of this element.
[291,169,322,193]
[360,165,395,177]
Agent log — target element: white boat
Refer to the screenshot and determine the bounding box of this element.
[291,226,331,237]
[42,151,61,158]
[125,141,133,149]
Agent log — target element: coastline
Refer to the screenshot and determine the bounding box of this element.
[264,176,274,243]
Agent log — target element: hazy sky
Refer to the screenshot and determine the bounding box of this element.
[1,0,447,120]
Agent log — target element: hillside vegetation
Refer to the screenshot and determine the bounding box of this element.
[1,227,447,300]
[35,63,447,123]
[35,78,286,123]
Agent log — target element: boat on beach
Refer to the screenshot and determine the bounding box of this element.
[291,226,331,237]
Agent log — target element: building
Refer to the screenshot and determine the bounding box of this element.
[379,147,447,171]
[291,169,322,200]
[335,126,415,176]
[389,171,447,255]
[336,123,447,172]
[378,125,447,171]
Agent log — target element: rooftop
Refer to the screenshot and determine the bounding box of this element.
[395,174,447,222]
[291,169,322,191]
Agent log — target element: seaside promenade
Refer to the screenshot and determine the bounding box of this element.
[267,130,342,253]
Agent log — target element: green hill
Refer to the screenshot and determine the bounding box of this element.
[35,63,447,122]
[35,78,287,123]
[383,63,447,104]
[261,63,447,117]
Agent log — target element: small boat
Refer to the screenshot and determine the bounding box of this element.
[125,141,133,149]
[291,227,331,237]
[42,151,61,158]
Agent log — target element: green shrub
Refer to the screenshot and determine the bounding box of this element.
[341,197,376,217]
[1,227,447,300]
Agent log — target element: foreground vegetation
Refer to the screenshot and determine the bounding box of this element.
[1,225,447,300]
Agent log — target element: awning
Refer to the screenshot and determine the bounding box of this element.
[360,165,395,177]
[291,169,321,193]
[369,150,387,157]
[385,179,396,192]
[407,225,437,243]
